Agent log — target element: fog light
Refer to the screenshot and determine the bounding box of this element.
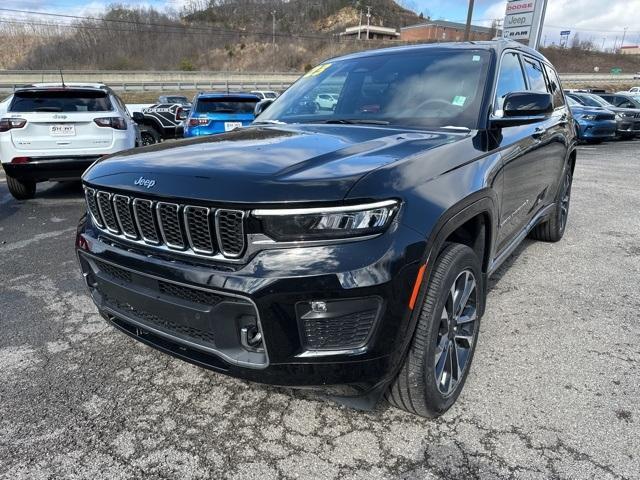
[311,301,328,313]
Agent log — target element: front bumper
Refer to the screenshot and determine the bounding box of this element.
[576,120,616,140]
[76,215,425,398]
[616,118,640,137]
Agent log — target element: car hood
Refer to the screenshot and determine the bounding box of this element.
[83,124,467,204]
[570,106,614,117]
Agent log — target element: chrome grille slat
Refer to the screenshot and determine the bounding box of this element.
[156,202,186,250]
[184,206,215,254]
[113,194,138,239]
[133,198,160,244]
[96,191,120,234]
[84,188,104,228]
[216,210,246,258]
[84,188,247,261]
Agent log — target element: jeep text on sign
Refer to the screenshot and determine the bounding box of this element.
[505,12,534,28]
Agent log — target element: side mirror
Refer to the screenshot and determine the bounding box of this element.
[491,92,554,127]
[254,99,274,117]
[132,111,145,123]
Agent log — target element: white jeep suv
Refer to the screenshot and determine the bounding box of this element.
[0,83,139,199]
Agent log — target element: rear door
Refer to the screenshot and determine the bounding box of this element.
[8,89,116,152]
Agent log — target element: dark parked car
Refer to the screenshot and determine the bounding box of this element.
[76,40,577,418]
[567,92,640,138]
[565,96,616,143]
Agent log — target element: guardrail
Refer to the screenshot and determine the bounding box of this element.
[0,71,636,94]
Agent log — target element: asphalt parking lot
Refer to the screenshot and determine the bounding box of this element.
[0,141,638,480]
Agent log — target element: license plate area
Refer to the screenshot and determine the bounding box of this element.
[224,121,242,132]
[49,124,75,136]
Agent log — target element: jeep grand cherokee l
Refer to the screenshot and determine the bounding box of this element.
[1,84,139,200]
[76,40,576,418]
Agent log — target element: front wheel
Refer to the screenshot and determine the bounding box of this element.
[386,243,483,418]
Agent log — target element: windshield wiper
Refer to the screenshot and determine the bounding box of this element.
[318,119,390,125]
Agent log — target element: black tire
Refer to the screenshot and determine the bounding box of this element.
[6,174,36,200]
[140,128,160,146]
[528,166,573,242]
[386,243,484,418]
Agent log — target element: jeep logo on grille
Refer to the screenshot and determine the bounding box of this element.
[134,177,156,189]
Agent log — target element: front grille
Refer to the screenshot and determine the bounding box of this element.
[595,114,615,121]
[96,260,132,283]
[303,309,379,350]
[133,199,160,244]
[85,187,246,260]
[113,195,138,238]
[104,293,217,345]
[216,210,245,257]
[157,202,186,249]
[96,192,119,233]
[158,281,224,306]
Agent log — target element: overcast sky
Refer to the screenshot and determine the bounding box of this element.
[2,0,640,49]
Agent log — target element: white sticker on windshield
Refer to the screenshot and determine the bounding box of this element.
[472,55,481,62]
[452,96,467,106]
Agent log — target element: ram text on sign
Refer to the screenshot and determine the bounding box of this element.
[506,0,536,14]
[503,27,532,40]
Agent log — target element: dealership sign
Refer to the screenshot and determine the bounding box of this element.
[502,0,548,49]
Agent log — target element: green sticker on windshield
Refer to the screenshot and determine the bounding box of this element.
[452,96,467,106]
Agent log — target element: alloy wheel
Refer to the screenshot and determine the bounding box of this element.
[433,269,478,396]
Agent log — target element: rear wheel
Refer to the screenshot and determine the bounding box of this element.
[140,128,160,146]
[6,174,36,200]
[386,243,483,418]
[529,166,572,242]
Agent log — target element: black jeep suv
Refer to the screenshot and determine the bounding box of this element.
[76,40,576,418]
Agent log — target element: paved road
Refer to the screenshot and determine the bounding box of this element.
[0,142,638,479]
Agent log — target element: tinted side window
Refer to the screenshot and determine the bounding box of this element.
[523,57,548,93]
[543,64,565,107]
[495,52,527,111]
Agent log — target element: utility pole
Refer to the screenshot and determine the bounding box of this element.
[602,36,606,51]
[621,26,628,49]
[271,10,276,73]
[463,0,475,41]
[366,6,371,40]
[271,10,276,45]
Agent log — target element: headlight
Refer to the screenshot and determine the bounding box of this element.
[581,114,597,120]
[615,113,624,120]
[253,200,400,242]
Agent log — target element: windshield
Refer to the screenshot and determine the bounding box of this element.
[257,49,491,129]
[195,97,257,114]
[10,90,112,113]
[164,96,189,104]
[566,96,579,107]
[583,94,612,108]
